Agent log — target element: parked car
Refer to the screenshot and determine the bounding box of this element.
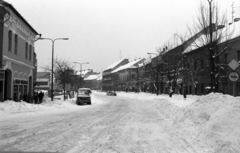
[106,91,117,96]
[76,88,92,105]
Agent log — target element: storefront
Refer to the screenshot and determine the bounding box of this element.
[3,59,33,101]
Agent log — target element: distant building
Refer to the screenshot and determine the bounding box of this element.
[75,69,95,79]
[73,69,98,89]
[112,58,145,92]
[183,20,240,96]
[102,59,129,91]
[34,72,50,91]
[0,1,39,101]
[84,73,102,90]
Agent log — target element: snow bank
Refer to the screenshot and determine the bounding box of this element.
[0,94,104,121]
[97,91,240,152]
[177,93,240,152]
[115,91,199,107]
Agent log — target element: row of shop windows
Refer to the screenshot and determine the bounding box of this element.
[8,30,33,61]
[13,84,28,101]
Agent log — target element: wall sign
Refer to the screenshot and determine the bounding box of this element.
[228,71,240,82]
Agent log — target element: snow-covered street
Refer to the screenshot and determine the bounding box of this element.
[0,91,240,153]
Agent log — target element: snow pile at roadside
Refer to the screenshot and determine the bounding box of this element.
[0,100,48,115]
[177,93,240,152]
[99,91,240,152]
[116,91,199,107]
[0,94,104,120]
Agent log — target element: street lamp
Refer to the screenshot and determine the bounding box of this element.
[39,37,69,101]
[73,62,89,89]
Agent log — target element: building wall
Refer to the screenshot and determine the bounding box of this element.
[102,59,129,91]
[183,36,240,96]
[3,8,35,66]
[218,37,240,96]
[1,5,37,101]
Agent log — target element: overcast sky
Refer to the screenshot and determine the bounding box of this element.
[6,0,240,73]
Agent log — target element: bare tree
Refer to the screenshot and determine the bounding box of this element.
[42,58,75,99]
[186,0,234,92]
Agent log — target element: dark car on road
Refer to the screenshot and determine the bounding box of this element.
[106,91,117,96]
[76,88,92,105]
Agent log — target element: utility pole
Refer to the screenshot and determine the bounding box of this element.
[73,62,89,89]
[231,2,235,23]
[207,0,215,92]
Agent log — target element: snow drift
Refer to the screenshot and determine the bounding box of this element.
[0,91,239,152]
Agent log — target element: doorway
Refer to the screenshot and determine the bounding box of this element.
[4,69,12,100]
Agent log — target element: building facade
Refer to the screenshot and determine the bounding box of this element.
[0,1,39,101]
[34,72,50,91]
[111,58,145,92]
[102,59,129,91]
[84,73,102,90]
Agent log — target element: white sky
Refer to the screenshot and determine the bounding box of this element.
[5,0,240,73]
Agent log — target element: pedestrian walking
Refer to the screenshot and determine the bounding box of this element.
[38,91,44,103]
[34,91,38,104]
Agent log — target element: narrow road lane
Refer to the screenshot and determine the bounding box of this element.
[0,93,198,153]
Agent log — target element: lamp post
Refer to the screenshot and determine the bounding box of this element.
[207,0,215,92]
[39,37,69,101]
[73,62,89,89]
[147,52,159,95]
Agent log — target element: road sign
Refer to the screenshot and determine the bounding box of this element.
[228,59,240,70]
[228,71,240,82]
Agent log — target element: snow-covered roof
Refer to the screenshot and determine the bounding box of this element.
[112,58,145,73]
[76,69,91,77]
[84,74,99,80]
[96,73,102,80]
[183,20,240,54]
[104,59,126,71]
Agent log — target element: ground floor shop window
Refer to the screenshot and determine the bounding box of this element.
[19,85,23,100]
[14,79,29,101]
[13,85,18,101]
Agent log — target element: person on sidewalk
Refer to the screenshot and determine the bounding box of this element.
[38,91,44,103]
[34,91,39,104]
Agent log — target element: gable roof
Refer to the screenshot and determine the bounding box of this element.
[84,74,99,80]
[183,20,240,54]
[76,69,92,77]
[104,59,126,71]
[112,58,145,73]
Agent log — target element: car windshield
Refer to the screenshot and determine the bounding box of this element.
[78,89,91,95]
